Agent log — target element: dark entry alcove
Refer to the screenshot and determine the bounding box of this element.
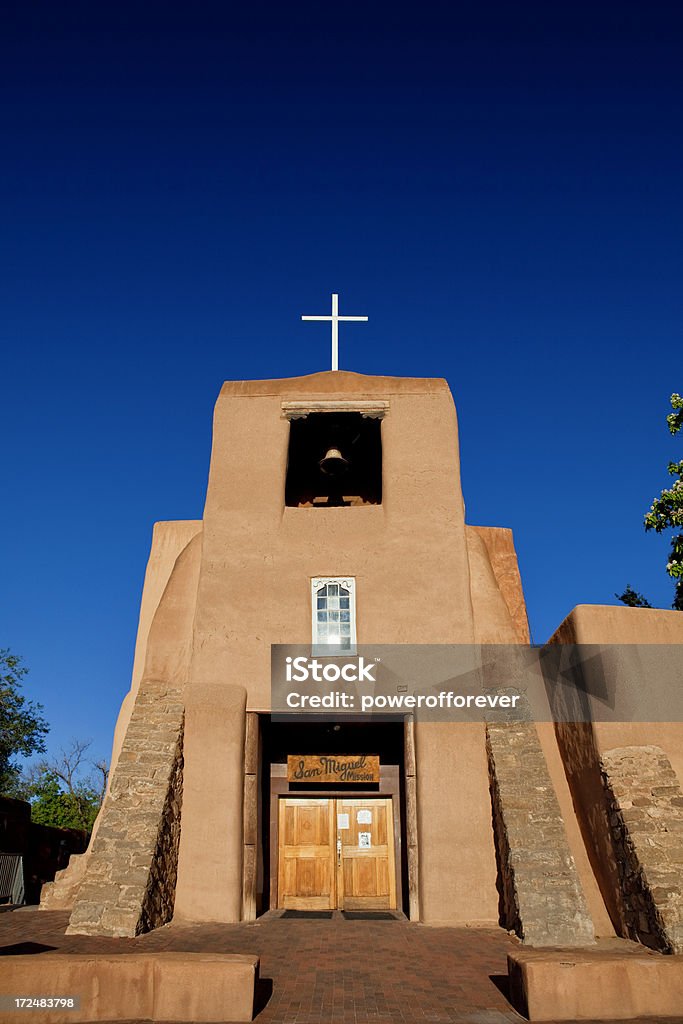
[258,717,408,916]
[285,413,382,507]
[262,717,404,764]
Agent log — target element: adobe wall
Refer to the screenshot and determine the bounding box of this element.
[547,605,683,943]
[109,521,202,780]
[415,721,500,925]
[59,371,545,930]
[189,372,475,708]
[534,720,616,937]
[467,526,530,644]
[174,684,247,923]
[177,371,509,924]
[549,605,683,777]
[414,525,528,924]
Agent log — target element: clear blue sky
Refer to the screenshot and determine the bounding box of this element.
[1,2,681,769]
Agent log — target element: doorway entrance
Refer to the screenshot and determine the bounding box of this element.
[277,797,396,911]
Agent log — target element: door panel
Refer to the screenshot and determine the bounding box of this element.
[336,798,396,910]
[278,798,335,909]
[277,796,397,911]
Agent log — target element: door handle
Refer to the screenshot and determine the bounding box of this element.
[337,837,342,866]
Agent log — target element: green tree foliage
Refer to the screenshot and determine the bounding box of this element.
[24,739,108,832]
[615,584,652,609]
[0,649,49,795]
[643,393,683,611]
[29,770,102,831]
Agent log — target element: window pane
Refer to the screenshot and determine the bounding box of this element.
[312,578,354,649]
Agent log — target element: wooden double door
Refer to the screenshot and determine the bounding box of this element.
[278,797,397,911]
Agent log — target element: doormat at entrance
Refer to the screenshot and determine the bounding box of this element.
[342,911,397,920]
[281,910,334,919]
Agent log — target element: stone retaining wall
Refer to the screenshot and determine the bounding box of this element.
[600,744,683,954]
[487,720,595,946]
[139,734,183,933]
[66,683,184,937]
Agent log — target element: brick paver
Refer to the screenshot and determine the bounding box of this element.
[0,908,677,1024]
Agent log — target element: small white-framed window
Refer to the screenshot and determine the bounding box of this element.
[311,577,357,654]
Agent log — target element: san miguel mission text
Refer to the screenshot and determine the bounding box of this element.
[287,755,380,784]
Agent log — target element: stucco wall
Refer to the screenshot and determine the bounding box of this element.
[416,722,499,925]
[465,526,529,644]
[189,373,475,711]
[65,372,538,928]
[548,604,683,941]
[180,371,511,923]
[549,605,683,778]
[104,521,202,794]
[468,526,530,644]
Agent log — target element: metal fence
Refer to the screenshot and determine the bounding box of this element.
[0,853,25,905]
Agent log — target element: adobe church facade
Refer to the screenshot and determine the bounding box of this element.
[42,371,683,953]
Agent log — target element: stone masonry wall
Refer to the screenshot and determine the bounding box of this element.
[487,720,595,946]
[66,683,184,937]
[139,734,183,933]
[601,745,683,954]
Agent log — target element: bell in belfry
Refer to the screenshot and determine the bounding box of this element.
[319,447,349,476]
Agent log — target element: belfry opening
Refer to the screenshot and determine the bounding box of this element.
[285,411,382,507]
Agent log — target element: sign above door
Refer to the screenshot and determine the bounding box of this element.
[287,754,380,784]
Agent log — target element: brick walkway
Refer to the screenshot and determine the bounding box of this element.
[0,909,677,1024]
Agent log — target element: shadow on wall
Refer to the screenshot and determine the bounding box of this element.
[552,721,629,938]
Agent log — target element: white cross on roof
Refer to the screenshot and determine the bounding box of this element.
[301,293,368,371]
